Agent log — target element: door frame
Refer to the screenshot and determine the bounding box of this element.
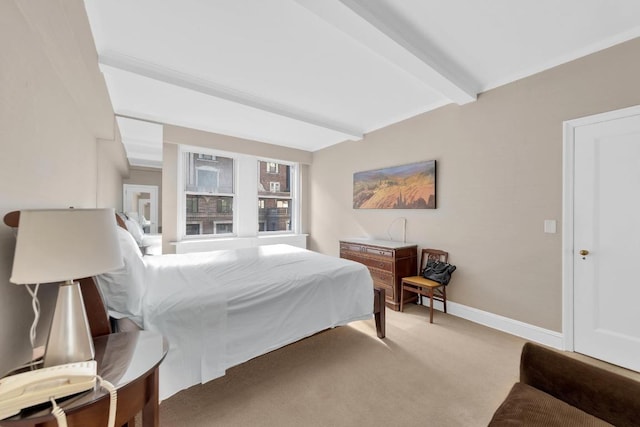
[562,104,640,351]
[123,184,159,234]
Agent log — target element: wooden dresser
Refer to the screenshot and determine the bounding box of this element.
[340,238,417,311]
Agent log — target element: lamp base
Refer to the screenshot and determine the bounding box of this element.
[43,280,94,367]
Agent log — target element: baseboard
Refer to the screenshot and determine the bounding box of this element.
[419,298,563,349]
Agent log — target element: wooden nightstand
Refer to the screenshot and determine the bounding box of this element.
[0,330,168,427]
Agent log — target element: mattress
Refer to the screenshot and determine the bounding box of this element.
[139,244,373,400]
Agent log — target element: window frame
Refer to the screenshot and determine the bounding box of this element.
[179,146,237,239]
[257,159,298,235]
[178,146,301,240]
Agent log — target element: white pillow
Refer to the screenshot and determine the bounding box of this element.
[95,226,146,320]
[124,218,144,246]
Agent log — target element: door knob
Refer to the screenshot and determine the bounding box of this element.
[579,250,589,256]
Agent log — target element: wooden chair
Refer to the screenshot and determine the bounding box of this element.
[400,248,449,323]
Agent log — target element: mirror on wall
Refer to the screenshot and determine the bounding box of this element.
[123,184,159,234]
[117,116,163,235]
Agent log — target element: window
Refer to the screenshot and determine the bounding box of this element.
[217,198,232,214]
[186,223,201,235]
[180,148,299,239]
[183,152,234,236]
[186,197,199,214]
[258,160,293,232]
[266,162,279,173]
[215,222,233,234]
[197,167,217,190]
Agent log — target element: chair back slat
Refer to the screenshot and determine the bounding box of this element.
[419,248,449,273]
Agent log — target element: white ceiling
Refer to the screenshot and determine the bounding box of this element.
[84,0,640,156]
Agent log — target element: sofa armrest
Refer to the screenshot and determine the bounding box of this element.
[520,342,640,427]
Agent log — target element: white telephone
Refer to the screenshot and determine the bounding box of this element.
[0,360,116,427]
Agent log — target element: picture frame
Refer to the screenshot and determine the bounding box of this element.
[353,160,436,209]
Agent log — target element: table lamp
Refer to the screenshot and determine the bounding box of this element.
[9,208,123,367]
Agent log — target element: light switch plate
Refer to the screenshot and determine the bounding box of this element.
[544,220,557,234]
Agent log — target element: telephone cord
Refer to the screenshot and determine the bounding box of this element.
[96,376,117,427]
[49,376,117,427]
[24,284,40,354]
[50,398,67,427]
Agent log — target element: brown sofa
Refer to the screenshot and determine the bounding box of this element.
[489,342,640,426]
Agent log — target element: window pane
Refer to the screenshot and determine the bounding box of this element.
[258,198,291,232]
[258,161,290,197]
[266,162,278,173]
[186,196,199,213]
[186,223,201,235]
[185,153,233,193]
[185,195,233,235]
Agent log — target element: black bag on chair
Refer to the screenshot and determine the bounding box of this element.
[422,259,457,285]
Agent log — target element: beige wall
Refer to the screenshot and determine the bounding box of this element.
[98,135,129,210]
[164,125,313,164]
[162,125,312,253]
[162,143,179,254]
[310,37,640,333]
[0,0,124,375]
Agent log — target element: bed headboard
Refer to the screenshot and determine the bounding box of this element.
[115,212,127,230]
[4,210,128,231]
[2,210,123,338]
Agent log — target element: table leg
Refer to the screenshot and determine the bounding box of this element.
[142,367,160,427]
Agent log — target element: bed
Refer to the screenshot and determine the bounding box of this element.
[5,211,384,401]
[115,212,162,255]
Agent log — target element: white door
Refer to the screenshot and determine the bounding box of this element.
[573,112,640,372]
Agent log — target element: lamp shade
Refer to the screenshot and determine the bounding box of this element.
[10,208,123,284]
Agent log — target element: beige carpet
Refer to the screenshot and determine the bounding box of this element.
[155,305,639,426]
[156,306,523,426]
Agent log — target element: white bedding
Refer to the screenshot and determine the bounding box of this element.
[102,243,374,400]
[141,233,162,255]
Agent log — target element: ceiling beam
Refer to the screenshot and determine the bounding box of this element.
[99,52,363,141]
[295,0,477,105]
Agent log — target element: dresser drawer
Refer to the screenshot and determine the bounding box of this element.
[369,267,393,286]
[340,242,365,253]
[340,251,392,271]
[340,251,364,264]
[373,280,394,300]
[364,247,393,258]
[360,256,392,271]
[370,268,394,300]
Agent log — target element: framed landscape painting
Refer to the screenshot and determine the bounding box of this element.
[353,160,436,209]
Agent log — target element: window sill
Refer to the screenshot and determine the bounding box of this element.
[172,234,308,254]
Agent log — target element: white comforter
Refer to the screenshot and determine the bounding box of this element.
[140,244,373,400]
